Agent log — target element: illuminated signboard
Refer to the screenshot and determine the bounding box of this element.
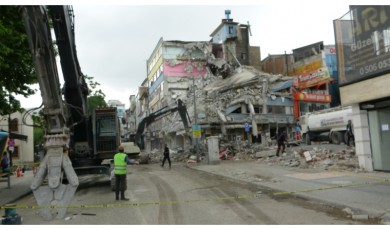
[294,92,332,103]
[295,67,333,89]
[334,6,390,86]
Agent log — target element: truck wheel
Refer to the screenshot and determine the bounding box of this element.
[344,132,348,144]
[331,131,342,144]
[303,134,311,145]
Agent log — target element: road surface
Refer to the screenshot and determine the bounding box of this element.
[15,162,371,224]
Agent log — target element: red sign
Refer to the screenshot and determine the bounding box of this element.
[294,92,332,103]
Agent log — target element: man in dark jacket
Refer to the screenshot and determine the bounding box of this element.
[346,120,355,147]
[276,131,287,157]
[161,144,171,169]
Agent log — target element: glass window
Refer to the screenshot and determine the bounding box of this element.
[384,29,390,53]
[273,106,285,115]
[12,146,19,158]
[229,26,233,34]
[10,118,18,132]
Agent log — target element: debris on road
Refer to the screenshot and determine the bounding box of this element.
[144,141,360,173]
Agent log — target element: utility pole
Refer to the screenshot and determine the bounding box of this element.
[193,73,200,162]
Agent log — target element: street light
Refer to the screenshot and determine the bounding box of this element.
[186,50,201,162]
[192,74,200,162]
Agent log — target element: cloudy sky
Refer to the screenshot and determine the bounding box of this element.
[14,0,377,108]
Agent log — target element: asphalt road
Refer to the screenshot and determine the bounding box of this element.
[13,160,371,225]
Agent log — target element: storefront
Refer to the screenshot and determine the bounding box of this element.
[292,67,333,118]
[335,5,390,171]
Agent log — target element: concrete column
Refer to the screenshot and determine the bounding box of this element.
[262,79,268,114]
[241,104,247,114]
[352,104,373,171]
[206,136,220,165]
[251,119,258,137]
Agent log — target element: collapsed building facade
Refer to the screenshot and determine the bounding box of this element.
[129,12,296,153]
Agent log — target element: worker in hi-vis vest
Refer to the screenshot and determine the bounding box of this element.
[114,145,139,201]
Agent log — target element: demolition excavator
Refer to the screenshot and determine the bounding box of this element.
[20,5,192,220]
[21,6,94,220]
[133,99,191,150]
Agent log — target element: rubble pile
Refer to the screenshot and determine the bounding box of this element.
[253,146,360,172]
[145,147,192,164]
[217,142,360,172]
[143,141,360,173]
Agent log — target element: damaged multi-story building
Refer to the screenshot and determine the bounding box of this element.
[261,41,340,119]
[130,11,296,153]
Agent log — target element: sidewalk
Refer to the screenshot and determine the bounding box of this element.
[0,170,34,206]
[187,159,390,224]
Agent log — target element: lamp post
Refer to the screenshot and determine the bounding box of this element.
[192,75,201,161]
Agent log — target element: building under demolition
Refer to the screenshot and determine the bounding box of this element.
[130,12,295,153]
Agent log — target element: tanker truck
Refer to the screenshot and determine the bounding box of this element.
[300,106,352,145]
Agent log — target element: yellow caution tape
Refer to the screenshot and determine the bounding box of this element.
[0,194,262,210]
[0,178,388,210]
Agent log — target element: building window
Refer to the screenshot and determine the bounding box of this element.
[11,146,19,158]
[273,106,285,115]
[229,26,233,34]
[241,53,247,60]
[10,118,18,132]
[384,29,390,53]
[267,105,285,114]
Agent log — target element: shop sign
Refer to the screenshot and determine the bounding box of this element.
[294,92,332,103]
[296,67,333,89]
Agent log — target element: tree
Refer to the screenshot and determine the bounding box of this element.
[0,6,37,116]
[32,114,45,146]
[85,75,107,116]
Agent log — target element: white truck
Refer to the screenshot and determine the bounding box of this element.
[300,106,352,145]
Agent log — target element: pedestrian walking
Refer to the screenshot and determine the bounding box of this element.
[295,122,302,141]
[114,145,139,201]
[346,119,355,147]
[161,144,171,169]
[276,131,287,157]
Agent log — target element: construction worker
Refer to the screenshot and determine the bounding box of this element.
[161,144,171,169]
[346,120,355,147]
[114,145,139,201]
[276,130,287,157]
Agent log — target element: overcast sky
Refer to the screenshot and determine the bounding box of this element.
[14,0,379,109]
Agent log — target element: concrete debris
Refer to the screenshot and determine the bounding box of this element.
[343,207,354,215]
[303,151,312,162]
[352,214,369,220]
[143,139,359,173]
[381,212,390,224]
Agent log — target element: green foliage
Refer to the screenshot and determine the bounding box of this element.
[85,75,107,116]
[31,114,45,146]
[88,95,108,116]
[0,6,37,115]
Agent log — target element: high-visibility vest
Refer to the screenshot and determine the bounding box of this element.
[114,152,127,175]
